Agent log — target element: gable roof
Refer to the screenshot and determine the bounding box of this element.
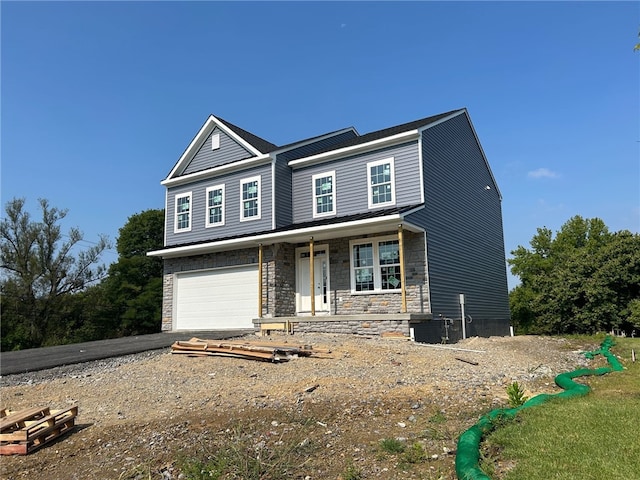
[284,108,464,162]
[216,116,278,154]
[163,108,470,186]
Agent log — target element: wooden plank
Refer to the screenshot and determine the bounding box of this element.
[171,340,208,350]
[0,443,27,455]
[259,322,287,330]
[0,407,50,432]
[171,349,283,362]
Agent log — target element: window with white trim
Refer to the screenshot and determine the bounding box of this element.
[350,236,401,292]
[205,185,225,227]
[312,171,336,217]
[367,157,395,208]
[174,192,192,233]
[240,176,261,221]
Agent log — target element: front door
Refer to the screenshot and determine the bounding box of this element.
[296,247,329,313]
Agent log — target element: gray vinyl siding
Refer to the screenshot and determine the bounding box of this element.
[165,164,273,246]
[408,112,510,327]
[277,130,358,163]
[273,158,292,228]
[181,127,253,176]
[291,142,421,223]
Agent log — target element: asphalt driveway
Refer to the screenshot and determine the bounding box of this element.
[0,330,253,376]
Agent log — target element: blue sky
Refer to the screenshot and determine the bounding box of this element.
[2,1,638,289]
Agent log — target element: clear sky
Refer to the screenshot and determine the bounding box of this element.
[2,1,639,289]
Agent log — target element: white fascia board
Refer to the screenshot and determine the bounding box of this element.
[416,109,465,134]
[217,119,265,158]
[163,115,265,183]
[148,213,423,259]
[165,115,216,180]
[161,155,272,187]
[288,130,419,168]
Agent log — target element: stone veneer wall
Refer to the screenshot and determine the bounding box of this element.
[293,318,412,336]
[266,243,296,317]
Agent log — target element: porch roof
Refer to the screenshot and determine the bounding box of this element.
[148,204,425,259]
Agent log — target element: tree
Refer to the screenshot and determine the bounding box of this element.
[509,216,640,335]
[100,209,164,336]
[0,198,110,349]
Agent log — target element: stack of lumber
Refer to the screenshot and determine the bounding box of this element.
[0,405,78,455]
[171,337,331,363]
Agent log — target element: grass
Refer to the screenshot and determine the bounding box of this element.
[483,336,640,480]
[175,419,316,480]
[379,437,406,454]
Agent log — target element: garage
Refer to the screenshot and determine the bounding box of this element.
[174,265,258,330]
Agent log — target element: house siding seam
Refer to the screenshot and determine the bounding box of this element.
[291,142,421,223]
[181,127,253,175]
[413,113,510,337]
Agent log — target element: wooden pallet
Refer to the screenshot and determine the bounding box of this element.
[0,405,78,455]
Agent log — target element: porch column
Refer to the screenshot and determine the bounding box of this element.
[309,237,315,316]
[398,225,407,313]
[258,244,263,318]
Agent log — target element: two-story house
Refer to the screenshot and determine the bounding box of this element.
[148,108,511,343]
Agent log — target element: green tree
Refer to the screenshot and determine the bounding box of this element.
[509,216,640,335]
[0,198,110,350]
[101,209,164,336]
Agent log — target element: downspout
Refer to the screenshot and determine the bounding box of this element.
[398,225,407,313]
[258,244,263,318]
[309,237,315,316]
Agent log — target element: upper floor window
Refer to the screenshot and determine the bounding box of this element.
[312,171,336,218]
[240,176,261,221]
[350,236,401,292]
[206,185,225,227]
[174,192,192,233]
[367,157,395,208]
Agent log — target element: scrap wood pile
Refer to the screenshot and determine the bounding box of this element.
[171,337,331,363]
[0,405,78,455]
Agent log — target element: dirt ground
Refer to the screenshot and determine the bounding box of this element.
[0,333,594,480]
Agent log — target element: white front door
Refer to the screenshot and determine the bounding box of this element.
[296,247,329,313]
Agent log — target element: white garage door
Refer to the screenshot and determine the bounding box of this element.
[175,265,258,330]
